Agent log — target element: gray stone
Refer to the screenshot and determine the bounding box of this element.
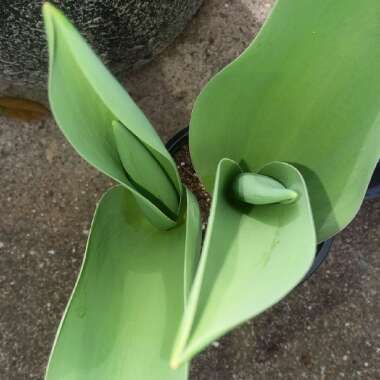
[0,0,203,85]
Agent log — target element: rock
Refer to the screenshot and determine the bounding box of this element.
[0,0,203,86]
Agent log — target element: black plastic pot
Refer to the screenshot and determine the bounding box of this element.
[166,127,380,282]
[367,162,380,200]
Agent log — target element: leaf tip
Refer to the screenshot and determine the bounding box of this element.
[111,120,120,130]
[42,1,65,30]
[42,2,56,19]
[170,349,188,370]
[169,358,179,370]
[283,189,299,204]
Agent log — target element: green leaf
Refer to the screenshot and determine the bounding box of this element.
[45,185,201,380]
[171,159,316,367]
[190,0,380,242]
[112,120,179,219]
[183,190,202,300]
[232,172,298,205]
[43,3,182,229]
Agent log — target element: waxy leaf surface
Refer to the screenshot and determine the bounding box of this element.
[171,159,316,366]
[190,0,380,241]
[45,186,201,380]
[113,120,179,219]
[43,4,181,228]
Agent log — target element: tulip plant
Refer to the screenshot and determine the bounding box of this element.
[42,1,380,379]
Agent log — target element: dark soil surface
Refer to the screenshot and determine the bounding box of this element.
[174,142,211,224]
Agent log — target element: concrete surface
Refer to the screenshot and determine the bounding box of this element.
[0,0,379,379]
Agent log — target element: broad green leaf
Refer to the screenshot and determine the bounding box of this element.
[190,0,380,242]
[45,185,201,380]
[183,191,202,301]
[171,159,316,367]
[43,3,182,228]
